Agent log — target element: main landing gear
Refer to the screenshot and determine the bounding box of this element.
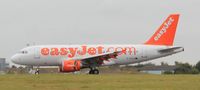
[89,68,99,74]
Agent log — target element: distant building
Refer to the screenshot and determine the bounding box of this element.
[138,66,177,74]
[0,58,9,72]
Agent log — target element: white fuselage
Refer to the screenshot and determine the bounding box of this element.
[11,44,184,66]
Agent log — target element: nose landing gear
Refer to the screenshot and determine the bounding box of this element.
[35,68,40,74]
[28,66,40,74]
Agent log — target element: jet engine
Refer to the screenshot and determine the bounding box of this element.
[59,60,82,72]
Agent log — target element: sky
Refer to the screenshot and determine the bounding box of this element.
[0,0,199,65]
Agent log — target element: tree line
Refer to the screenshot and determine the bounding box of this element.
[163,61,200,74]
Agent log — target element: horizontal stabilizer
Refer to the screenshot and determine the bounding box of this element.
[158,47,184,53]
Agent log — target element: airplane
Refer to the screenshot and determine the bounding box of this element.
[11,14,184,74]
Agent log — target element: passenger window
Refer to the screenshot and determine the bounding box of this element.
[21,51,28,54]
[25,51,28,54]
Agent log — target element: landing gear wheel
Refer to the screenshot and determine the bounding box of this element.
[35,68,40,75]
[89,69,99,75]
[93,69,99,74]
[89,70,93,74]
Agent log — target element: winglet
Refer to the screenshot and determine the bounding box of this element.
[145,14,180,46]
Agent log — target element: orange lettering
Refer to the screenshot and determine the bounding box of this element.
[107,47,114,52]
[68,48,78,58]
[88,47,96,55]
[50,48,59,56]
[97,46,104,54]
[41,48,49,55]
[77,46,87,55]
[60,48,68,56]
[115,47,126,55]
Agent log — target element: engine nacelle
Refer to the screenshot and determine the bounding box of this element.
[59,60,82,72]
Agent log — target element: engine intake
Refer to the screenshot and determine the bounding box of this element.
[60,60,81,72]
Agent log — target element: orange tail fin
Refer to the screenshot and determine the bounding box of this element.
[145,14,180,46]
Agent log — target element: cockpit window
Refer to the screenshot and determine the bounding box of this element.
[19,50,28,54]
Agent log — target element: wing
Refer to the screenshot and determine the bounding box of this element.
[79,51,121,68]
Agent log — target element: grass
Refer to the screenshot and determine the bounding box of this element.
[0,74,200,90]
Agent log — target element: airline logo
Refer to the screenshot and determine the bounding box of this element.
[145,14,179,46]
[154,17,174,41]
[40,46,137,58]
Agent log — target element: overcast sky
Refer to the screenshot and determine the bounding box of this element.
[0,0,199,65]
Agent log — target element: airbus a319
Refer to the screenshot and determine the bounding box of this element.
[11,14,184,74]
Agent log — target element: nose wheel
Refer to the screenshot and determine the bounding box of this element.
[89,68,99,74]
[35,68,40,74]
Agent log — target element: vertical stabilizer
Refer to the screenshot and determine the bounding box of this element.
[145,14,179,46]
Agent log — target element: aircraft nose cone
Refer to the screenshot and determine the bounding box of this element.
[11,55,21,64]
